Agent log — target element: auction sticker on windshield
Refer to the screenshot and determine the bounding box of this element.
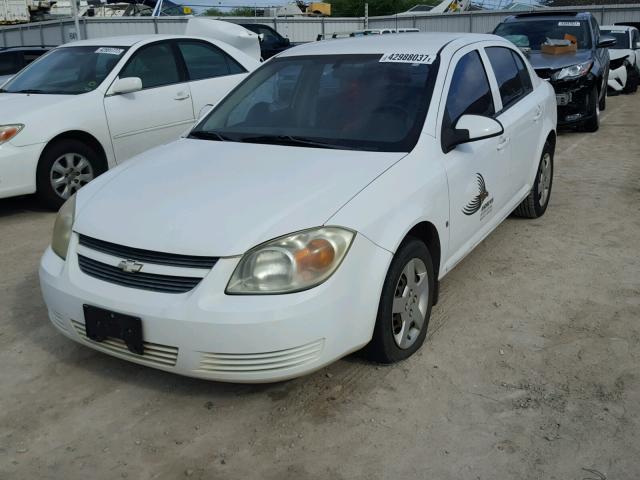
[558,21,580,27]
[95,47,124,55]
[379,53,435,64]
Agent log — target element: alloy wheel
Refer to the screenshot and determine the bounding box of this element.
[50,153,95,200]
[391,258,429,349]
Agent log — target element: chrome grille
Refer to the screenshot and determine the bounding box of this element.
[78,255,202,294]
[71,320,179,367]
[78,234,218,269]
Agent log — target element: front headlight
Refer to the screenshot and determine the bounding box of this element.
[551,61,593,81]
[51,195,76,260]
[226,227,355,294]
[0,124,24,145]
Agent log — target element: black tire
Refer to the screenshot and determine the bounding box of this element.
[36,138,105,210]
[513,140,554,219]
[623,67,639,94]
[368,238,435,364]
[583,86,600,132]
[599,84,607,111]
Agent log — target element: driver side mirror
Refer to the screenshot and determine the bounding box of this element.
[110,77,142,95]
[442,115,504,154]
[198,103,214,120]
[598,36,617,48]
[283,38,291,46]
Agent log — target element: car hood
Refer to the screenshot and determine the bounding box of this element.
[527,50,594,71]
[609,49,632,61]
[0,92,74,122]
[74,138,407,256]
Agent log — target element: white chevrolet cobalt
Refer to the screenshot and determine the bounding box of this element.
[0,34,259,208]
[40,34,557,382]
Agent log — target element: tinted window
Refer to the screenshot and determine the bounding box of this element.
[486,47,527,109]
[445,50,494,125]
[192,54,437,152]
[511,50,533,93]
[0,52,20,76]
[494,20,593,50]
[1,46,126,94]
[177,41,245,81]
[120,42,180,89]
[23,51,47,64]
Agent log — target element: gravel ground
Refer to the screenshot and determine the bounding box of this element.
[1,94,639,480]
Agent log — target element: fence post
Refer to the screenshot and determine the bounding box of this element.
[39,23,44,46]
[321,16,325,38]
[468,11,473,33]
[153,17,158,34]
[59,20,64,44]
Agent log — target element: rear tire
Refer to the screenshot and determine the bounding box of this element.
[583,86,600,132]
[36,139,105,210]
[368,238,434,364]
[513,140,554,219]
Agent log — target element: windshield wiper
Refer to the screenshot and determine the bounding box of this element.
[238,134,352,150]
[10,89,49,94]
[188,130,230,142]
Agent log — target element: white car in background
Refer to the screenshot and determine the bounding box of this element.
[40,33,557,383]
[601,25,640,94]
[0,34,259,208]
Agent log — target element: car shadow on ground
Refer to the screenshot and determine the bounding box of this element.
[0,194,50,218]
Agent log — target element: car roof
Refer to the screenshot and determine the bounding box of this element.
[601,25,634,32]
[278,33,497,57]
[58,34,187,48]
[0,46,52,52]
[502,11,592,22]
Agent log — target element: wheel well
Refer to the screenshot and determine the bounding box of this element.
[42,131,108,172]
[405,222,441,278]
[546,130,556,152]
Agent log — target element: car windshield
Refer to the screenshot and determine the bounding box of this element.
[601,30,630,49]
[190,54,437,152]
[494,20,593,50]
[0,46,127,95]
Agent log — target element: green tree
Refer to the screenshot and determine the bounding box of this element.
[203,7,224,16]
[229,6,258,16]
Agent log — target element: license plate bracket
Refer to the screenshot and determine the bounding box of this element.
[83,305,144,355]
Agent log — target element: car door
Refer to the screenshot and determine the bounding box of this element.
[483,45,543,197]
[104,40,195,162]
[175,39,248,117]
[438,47,510,266]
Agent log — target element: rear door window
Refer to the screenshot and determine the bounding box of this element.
[444,50,495,126]
[485,46,528,110]
[177,40,245,81]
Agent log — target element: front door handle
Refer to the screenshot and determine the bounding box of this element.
[497,136,510,151]
[174,91,190,101]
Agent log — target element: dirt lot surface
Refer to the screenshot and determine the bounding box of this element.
[1,94,639,480]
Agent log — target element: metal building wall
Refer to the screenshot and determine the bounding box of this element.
[2,4,640,48]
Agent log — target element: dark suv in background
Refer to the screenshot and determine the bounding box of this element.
[494,12,616,132]
[0,46,50,85]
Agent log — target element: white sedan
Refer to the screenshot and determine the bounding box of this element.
[40,33,557,383]
[0,34,259,208]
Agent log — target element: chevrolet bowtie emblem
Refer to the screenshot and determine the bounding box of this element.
[117,259,143,273]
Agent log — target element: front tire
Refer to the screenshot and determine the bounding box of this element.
[513,140,554,219]
[583,86,600,132]
[36,139,104,210]
[368,238,434,363]
[623,66,639,93]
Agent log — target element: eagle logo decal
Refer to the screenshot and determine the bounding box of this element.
[463,173,489,216]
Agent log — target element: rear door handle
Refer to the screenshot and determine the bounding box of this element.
[497,136,510,151]
[533,105,543,121]
[174,91,190,101]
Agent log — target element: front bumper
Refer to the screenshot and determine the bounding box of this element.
[607,65,627,92]
[545,74,598,127]
[39,233,392,383]
[0,141,45,200]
